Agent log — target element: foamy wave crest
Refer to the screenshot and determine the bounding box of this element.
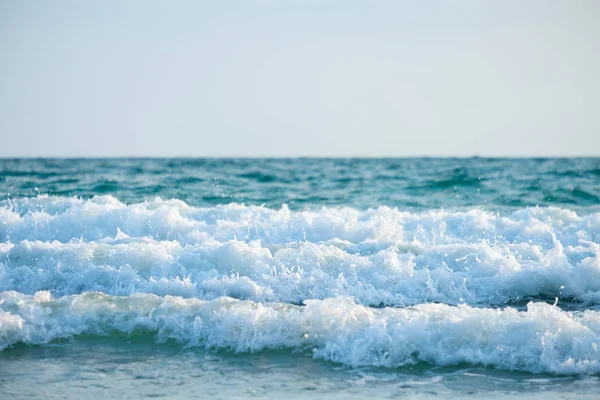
[1,196,600,307]
[2,195,599,245]
[2,291,600,374]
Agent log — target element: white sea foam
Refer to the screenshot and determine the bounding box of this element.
[1,195,599,246]
[1,291,600,374]
[2,197,600,374]
[1,196,599,306]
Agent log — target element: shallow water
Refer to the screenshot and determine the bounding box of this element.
[2,339,600,400]
[1,158,600,398]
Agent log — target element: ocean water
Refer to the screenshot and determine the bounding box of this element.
[1,158,600,399]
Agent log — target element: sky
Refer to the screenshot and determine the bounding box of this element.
[1,0,599,157]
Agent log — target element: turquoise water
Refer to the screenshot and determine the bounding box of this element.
[2,158,600,210]
[1,158,600,399]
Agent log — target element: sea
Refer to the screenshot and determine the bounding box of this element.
[1,157,600,399]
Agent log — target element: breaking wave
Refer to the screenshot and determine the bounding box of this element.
[1,195,600,374]
[1,196,599,306]
[2,291,600,375]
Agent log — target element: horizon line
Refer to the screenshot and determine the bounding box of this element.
[1,155,600,160]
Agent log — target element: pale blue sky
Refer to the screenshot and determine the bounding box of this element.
[1,1,599,157]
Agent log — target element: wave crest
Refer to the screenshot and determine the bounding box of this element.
[2,291,600,374]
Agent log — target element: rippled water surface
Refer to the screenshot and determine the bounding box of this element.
[2,158,599,210]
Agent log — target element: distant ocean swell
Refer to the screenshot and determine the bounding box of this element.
[1,195,600,374]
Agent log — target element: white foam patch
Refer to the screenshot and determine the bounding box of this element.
[1,291,600,374]
[1,195,599,246]
[1,196,600,306]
